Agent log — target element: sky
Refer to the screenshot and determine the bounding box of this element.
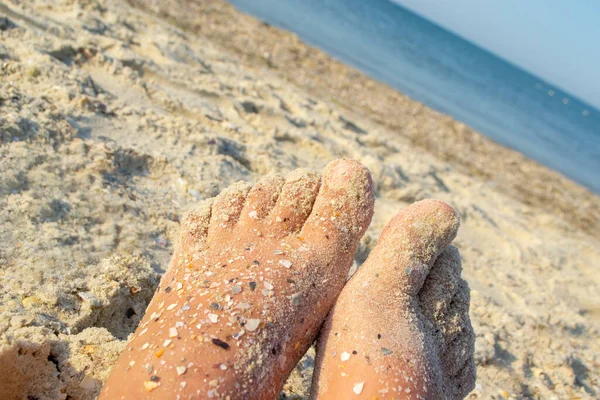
[393,0,600,110]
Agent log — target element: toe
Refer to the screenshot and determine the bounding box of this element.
[419,246,463,321]
[238,174,285,226]
[267,168,320,237]
[443,320,475,377]
[207,181,252,241]
[300,159,374,257]
[449,354,477,399]
[180,198,214,252]
[364,199,460,298]
[440,280,475,375]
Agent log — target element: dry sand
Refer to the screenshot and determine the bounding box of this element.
[0,0,599,399]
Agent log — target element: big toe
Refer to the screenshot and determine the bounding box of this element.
[300,159,375,259]
[363,199,460,299]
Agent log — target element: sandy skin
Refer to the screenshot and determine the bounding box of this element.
[311,200,476,399]
[100,159,375,399]
[100,160,475,399]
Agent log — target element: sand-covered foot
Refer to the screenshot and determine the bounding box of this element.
[311,200,476,399]
[99,159,374,399]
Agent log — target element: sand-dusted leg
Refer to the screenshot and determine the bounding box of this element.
[99,159,374,399]
[311,200,475,399]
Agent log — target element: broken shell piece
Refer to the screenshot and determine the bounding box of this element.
[279,260,292,268]
[381,347,393,356]
[77,291,101,307]
[176,366,187,375]
[22,296,42,308]
[144,381,159,392]
[291,292,302,306]
[353,382,364,394]
[245,319,260,332]
[341,352,351,362]
[235,302,251,311]
[79,374,96,390]
[208,314,219,323]
[169,327,178,338]
[232,330,245,340]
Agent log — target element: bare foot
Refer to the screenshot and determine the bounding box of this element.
[311,200,476,399]
[99,159,374,399]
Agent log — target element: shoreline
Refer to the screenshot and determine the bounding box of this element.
[133,0,599,235]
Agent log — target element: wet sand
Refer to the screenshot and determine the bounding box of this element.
[0,0,599,398]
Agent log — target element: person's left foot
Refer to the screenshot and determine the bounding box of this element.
[311,200,476,399]
[99,159,375,399]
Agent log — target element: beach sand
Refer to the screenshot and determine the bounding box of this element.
[0,0,598,398]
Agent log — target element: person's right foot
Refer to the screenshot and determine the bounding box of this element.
[311,200,476,399]
[99,159,375,400]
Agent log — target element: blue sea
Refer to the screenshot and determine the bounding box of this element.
[228,0,600,193]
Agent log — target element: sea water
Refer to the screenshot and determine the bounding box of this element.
[228,0,600,193]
